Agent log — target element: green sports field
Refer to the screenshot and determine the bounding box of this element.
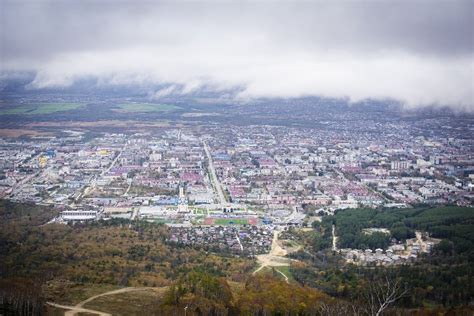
[214,218,249,225]
[0,103,83,115]
[115,103,179,113]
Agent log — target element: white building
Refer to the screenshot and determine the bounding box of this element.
[61,209,99,221]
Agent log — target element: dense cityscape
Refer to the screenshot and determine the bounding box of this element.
[1,114,472,263]
[1,0,473,315]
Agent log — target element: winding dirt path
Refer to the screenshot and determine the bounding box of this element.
[332,224,338,251]
[46,302,111,316]
[253,230,295,283]
[274,269,289,283]
[47,287,158,316]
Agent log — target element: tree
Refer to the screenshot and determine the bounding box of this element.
[160,271,233,315]
[360,275,408,316]
[319,301,363,316]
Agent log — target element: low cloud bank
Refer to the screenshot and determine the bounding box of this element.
[2,1,472,111]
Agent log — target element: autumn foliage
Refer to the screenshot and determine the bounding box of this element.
[161,273,333,315]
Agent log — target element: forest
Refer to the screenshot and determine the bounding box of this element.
[288,206,474,310]
[0,200,253,314]
[313,206,474,256]
[0,198,388,315]
[0,201,473,315]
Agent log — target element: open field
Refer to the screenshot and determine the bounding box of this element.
[83,287,167,316]
[114,103,179,113]
[0,128,52,138]
[0,103,83,115]
[181,112,222,117]
[45,286,167,316]
[44,282,121,306]
[255,266,294,283]
[273,266,295,282]
[27,120,175,128]
[206,218,249,225]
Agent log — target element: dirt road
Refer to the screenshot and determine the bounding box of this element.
[47,302,111,316]
[332,224,338,251]
[253,230,294,282]
[47,287,159,316]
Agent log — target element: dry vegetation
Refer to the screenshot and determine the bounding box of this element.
[0,128,52,138]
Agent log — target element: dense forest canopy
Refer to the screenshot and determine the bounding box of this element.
[288,206,474,309]
[313,206,474,256]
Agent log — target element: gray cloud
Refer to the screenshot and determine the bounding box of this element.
[1,0,473,110]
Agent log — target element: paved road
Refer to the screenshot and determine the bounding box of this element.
[78,143,127,200]
[284,206,306,224]
[202,140,226,204]
[6,170,40,198]
[5,151,42,198]
[122,179,132,196]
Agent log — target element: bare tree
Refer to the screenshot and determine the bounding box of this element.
[361,275,408,316]
[319,301,363,316]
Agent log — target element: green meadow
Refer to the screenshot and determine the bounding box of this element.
[0,103,83,115]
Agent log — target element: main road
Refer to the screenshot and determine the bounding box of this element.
[77,143,127,201]
[202,140,227,205]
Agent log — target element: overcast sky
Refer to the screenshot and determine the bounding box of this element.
[1,0,473,110]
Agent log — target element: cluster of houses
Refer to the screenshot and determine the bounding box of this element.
[340,232,439,266]
[167,225,273,256]
[0,122,472,247]
[203,124,473,214]
[1,122,472,213]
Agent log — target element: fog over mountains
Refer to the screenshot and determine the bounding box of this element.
[1,1,473,111]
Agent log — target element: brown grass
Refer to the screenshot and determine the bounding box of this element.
[83,287,168,316]
[0,129,52,138]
